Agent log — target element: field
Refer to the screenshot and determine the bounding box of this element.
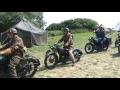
[2,31,120,78]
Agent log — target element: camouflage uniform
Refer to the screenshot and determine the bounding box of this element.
[3,35,25,78]
[58,32,75,65]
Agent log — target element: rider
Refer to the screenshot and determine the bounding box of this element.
[57,28,75,66]
[0,28,25,78]
[94,24,106,51]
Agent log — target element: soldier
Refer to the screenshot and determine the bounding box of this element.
[94,24,106,51]
[57,28,75,66]
[1,28,25,78]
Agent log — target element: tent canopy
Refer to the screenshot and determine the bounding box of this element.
[1,18,48,48]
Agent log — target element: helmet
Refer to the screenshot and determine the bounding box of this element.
[64,28,70,32]
[100,24,104,27]
[9,28,18,34]
[96,24,99,27]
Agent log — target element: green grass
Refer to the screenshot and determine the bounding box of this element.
[48,29,92,36]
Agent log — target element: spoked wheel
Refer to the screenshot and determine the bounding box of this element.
[17,60,38,78]
[115,40,119,47]
[85,43,94,54]
[118,44,120,54]
[44,53,58,69]
[72,49,82,62]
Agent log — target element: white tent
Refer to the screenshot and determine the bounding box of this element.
[113,22,120,31]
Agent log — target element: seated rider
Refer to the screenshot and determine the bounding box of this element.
[94,24,106,51]
[0,28,25,78]
[57,28,75,66]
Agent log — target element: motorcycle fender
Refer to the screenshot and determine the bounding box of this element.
[45,50,52,57]
[89,42,95,46]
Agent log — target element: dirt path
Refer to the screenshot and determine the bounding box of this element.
[34,44,120,78]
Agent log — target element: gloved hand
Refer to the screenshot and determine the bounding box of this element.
[11,46,19,52]
[64,43,69,48]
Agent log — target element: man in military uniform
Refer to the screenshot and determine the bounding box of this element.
[57,28,75,66]
[1,28,25,78]
[94,24,106,51]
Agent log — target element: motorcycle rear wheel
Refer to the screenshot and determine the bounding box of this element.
[72,49,82,62]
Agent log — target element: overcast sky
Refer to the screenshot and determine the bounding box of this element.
[43,12,120,29]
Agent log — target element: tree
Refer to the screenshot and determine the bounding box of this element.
[0,12,45,33]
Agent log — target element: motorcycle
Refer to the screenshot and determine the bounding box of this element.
[0,49,40,78]
[44,43,83,69]
[85,37,111,54]
[115,31,120,47]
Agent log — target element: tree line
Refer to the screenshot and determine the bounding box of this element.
[46,18,98,31]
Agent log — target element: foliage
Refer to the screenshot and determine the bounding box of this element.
[0,12,45,33]
[46,18,98,31]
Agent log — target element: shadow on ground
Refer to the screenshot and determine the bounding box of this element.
[111,53,120,58]
[37,62,74,72]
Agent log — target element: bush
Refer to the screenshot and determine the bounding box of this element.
[48,30,63,36]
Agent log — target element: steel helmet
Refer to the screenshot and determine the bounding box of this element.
[64,28,70,32]
[9,28,18,34]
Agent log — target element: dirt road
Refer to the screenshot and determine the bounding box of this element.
[34,44,120,78]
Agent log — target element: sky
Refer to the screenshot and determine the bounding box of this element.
[43,12,120,29]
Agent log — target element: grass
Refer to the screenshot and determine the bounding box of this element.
[48,29,91,36]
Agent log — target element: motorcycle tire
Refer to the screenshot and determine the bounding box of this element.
[72,49,83,62]
[118,44,120,54]
[44,53,58,69]
[85,43,94,54]
[17,56,40,78]
[115,40,119,47]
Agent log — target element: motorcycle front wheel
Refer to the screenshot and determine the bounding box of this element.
[17,58,40,78]
[85,43,94,54]
[44,53,58,69]
[118,44,120,54]
[115,40,119,47]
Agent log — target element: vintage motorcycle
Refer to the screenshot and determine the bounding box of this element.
[44,43,83,69]
[115,31,120,47]
[85,37,111,54]
[0,48,40,78]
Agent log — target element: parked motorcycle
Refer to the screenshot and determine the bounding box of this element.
[44,43,83,69]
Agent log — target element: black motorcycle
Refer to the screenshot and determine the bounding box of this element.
[115,32,120,47]
[44,43,83,69]
[85,37,111,54]
[0,53,40,78]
